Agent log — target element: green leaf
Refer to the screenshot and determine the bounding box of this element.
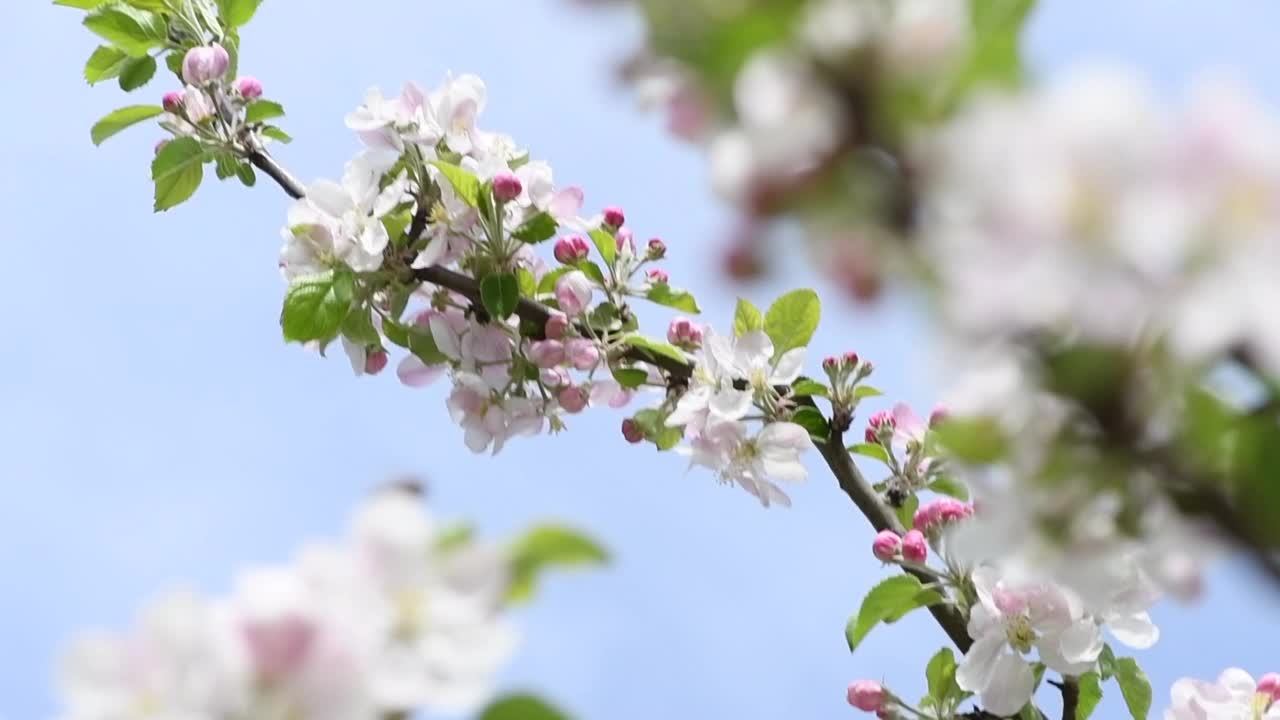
[218,0,263,27]
[612,367,649,390]
[150,136,206,211]
[576,260,607,287]
[431,160,482,208]
[848,442,890,464]
[83,4,166,56]
[479,694,569,720]
[792,406,829,444]
[506,525,609,604]
[928,476,970,501]
[1114,657,1152,720]
[260,125,292,144]
[117,54,156,91]
[511,211,559,244]
[235,162,256,187]
[244,99,285,124]
[895,493,920,531]
[933,417,1008,464]
[925,647,960,705]
[434,523,475,552]
[588,228,616,265]
[764,289,821,358]
[90,104,163,145]
[516,267,537,298]
[537,267,572,296]
[381,208,412,244]
[480,272,519,320]
[654,425,684,450]
[645,284,701,314]
[280,270,354,343]
[1097,644,1117,681]
[791,379,829,398]
[1077,672,1103,720]
[853,385,884,400]
[733,297,764,337]
[341,307,382,347]
[845,575,944,651]
[622,335,688,366]
[55,0,109,8]
[83,45,131,84]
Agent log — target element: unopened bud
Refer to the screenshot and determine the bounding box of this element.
[553,234,590,265]
[646,237,667,259]
[602,205,625,229]
[843,351,859,366]
[666,316,704,350]
[528,340,565,369]
[646,268,669,284]
[621,418,645,444]
[364,350,389,375]
[182,44,230,85]
[865,410,895,444]
[544,311,569,340]
[492,171,523,203]
[928,405,949,428]
[871,530,901,562]
[615,226,635,254]
[823,356,839,373]
[235,76,263,100]
[558,385,589,414]
[901,530,928,564]
[565,338,600,370]
[1258,673,1280,701]
[847,680,885,712]
[555,270,593,316]
[162,91,184,113]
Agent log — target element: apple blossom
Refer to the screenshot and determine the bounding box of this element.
[161,90,183,113]
[900,530,928,564]
[554,235,591,264]
[529,339,566,368]
[544,311,569,340]
[683,420,812,508]
[492,171,523,202]
[667,316,704,350]
[558,385,589,414]
[1166,668,1280,720]
[847,680,885,712]
[235,76,264,100]
[602,206,625,229]
[555,270,593,316]
[646,237,667,259]
[667,329,806,431]
[872,530,901,562]
[182,44,230,85]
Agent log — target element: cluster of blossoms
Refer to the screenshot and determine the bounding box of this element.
[57,487,525,720]
[1166,669,1280,719]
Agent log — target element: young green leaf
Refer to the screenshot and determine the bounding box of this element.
[645,284,701,314]
[764,289,821,357]
[244,99,285,124]
[848,443,890,464]
[537,267,572,296]
[612,367,649,390]
[511,211,559,243]
[1077,672,1103,720]
[516,267,537,298]
[1114,657,1152,720]
[588,228,616,265]
[1097,644,1117,681]
[925,647,960,705]
[260,126,293,144]
[793,406,829,444]
[150,136,206,211]
[90,104,163,145]
[853,385,884,400]
[479,694,569,720]
[280,270,354,343]
[84,45,131,84]
[117,54,156,91]
[55,0,110,8]
[506,525,609,604]
[846,575,944,651]
[341,307,382,347]
[83,4,166,56]
[895,494,920,532]
[622,335,688,365]
[218,0,264,27]
[480,272,519,320]
[733,297,764,337]
[927,476,970,501]
[430,160,482,208]
[933,417,1009,464]
[791,379,829,398]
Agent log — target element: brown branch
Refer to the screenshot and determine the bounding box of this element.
[248,149,304,200]
[1056,677,1079,720]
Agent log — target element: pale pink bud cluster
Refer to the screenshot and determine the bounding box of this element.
[565,338,600,370]
[235,76,263,100]
[181,44,230,85]
[870,529,927,564]
[847,680,885,712]
[554,235,590,264]
[928,405,949,428]
[912,498,974,532]
[555,271,593,316]
[667,316,704,350]
[492,171,523,202]
[865,410,896,444]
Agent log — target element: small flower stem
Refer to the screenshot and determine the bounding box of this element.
[1057,677,1079,720]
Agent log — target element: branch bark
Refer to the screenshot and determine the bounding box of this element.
[1058,677,1079,720]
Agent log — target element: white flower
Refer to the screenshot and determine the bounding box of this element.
[957,567,1103,717]
[446,373,543,454]
[182,84,216,123]
[1165,669,1280,720]
[668,329,805,431]
[346,82,442,151]
[683,420,812,507]
[280,152,408,279]
[432,73,487,155]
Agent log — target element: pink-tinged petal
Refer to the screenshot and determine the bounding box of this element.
[429,315,462,360]
[892,402,926,440]
[549,187,584,221]
[397,355,443,388]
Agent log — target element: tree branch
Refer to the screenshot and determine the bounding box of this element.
[1057,677,1079,720]
[248,149,305,200]
[815,426,974,653]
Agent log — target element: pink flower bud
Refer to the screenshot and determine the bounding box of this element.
[555,270,593,316]
[558,385,589,414]
[666,316,704,350]
[847,680,885,712]
[646,237,667,259]
[843,351,860,366]
[622,418,645,444]
[939,499,973,523]
[602,205,625,229]
[1259,673,1280,701]
[492,171,523,203]
[646,268,669,284]
[822,356,839,373]
[182,44,230,85]
[865,410,895,444]
[913,502,940,532]
[871,530,901,562]
[565,338,600,370]
[235,76,263,100]
[162,91,184,113]
[928,405,949,428]
[529,340,565,368]
[540,367,570,388]
[615,226,635,254]
[544,311,569,340]
[364,350,389,375]
[901,530,928,564]
[553,234,590,265]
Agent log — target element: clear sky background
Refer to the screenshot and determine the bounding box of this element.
[3,1,1280,718]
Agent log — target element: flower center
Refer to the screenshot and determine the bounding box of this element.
[1005,614,1035,654]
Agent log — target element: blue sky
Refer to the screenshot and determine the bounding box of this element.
[3,1,1279,718]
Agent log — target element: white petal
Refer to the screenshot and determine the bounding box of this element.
[1106,611,1159,650]
[735,330,775,367]
[429,315,462,360]
[770,347,806,384]
[307,180,354,219]
[956,630,1005,693]
[709,388,753,420]
[981,651,1037,717]
[758,421,814,451]
[1055,618,1104,667]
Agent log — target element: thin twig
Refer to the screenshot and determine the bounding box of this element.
[1056,677,1079,720]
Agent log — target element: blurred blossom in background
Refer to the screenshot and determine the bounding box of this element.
[3,1,1280,719]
